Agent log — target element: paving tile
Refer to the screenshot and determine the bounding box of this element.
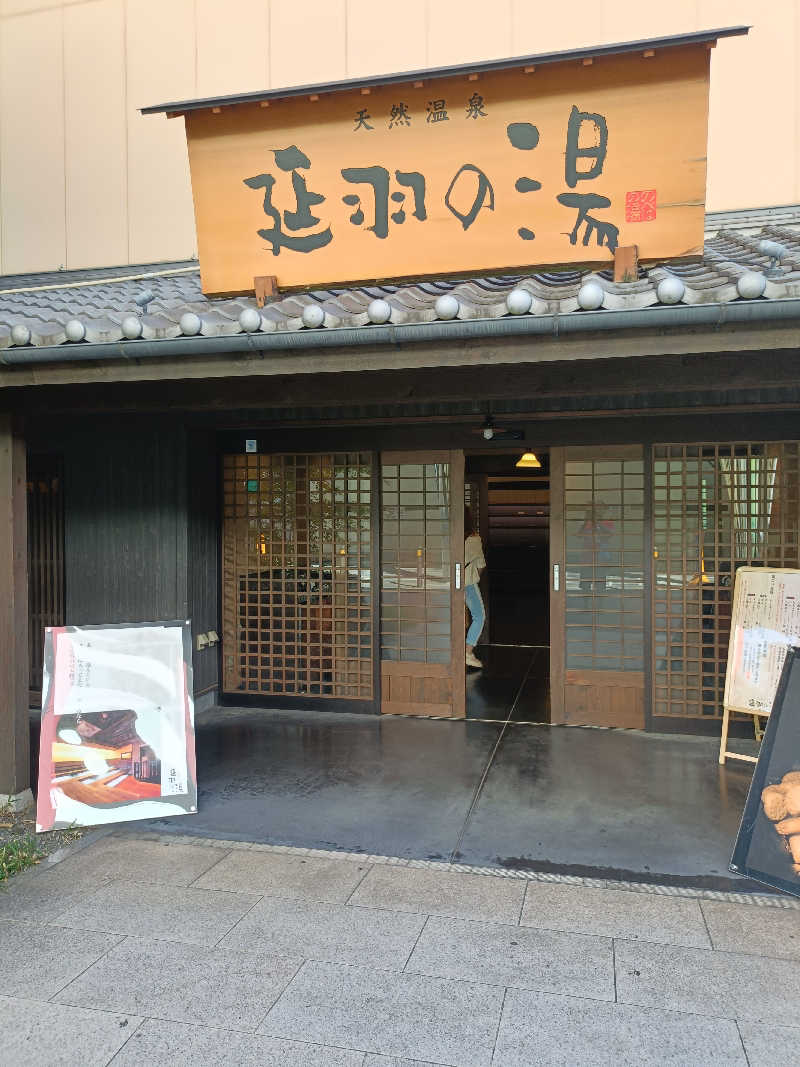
[52,882,261,947]
[348,865,524,924]
[520,882,711,948]
[260,959,504,1066]
[0,994,142,1066]
[220,895,425,969]
[492,988,747,1066]
[193,849,369,902]
[0,920,121,999]
[406,914,614,1000]
[615,939,800,1024]
[0,862,109,923]
[701,901,800,960]
[363,1057,436,1066]
[737,1020,800,1066]
[55,936,301,1031]
[109,1018,365,1066]
[53,837,230,889]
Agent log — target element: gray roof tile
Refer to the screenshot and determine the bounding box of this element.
[1,213,799,352]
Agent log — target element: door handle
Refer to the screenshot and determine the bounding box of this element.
[553,563,560,592]
[455,563,462,590]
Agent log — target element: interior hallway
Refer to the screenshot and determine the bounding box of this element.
[466,645,549,723]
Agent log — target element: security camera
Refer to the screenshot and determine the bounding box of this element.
[134,289,155,310]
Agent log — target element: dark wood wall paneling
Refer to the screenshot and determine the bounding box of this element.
[187,430,220,695]
[61,419,188,626]
[27,417,220,700]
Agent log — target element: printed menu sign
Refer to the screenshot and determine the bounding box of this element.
[36,622,197,832]
[724,569,800,716]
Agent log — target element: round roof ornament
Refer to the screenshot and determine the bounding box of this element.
[656,276,685,305]
[238,307,262,333]
[10,323,30,346]
[506,288,532,315]
[736,271,766,300]
[434,294,459,320]
[180,312,202,336]
[64,319,85,343]
[367,298,392,324]
[121,315,142,339]
[301,304,325,329]
[577,280,604,311]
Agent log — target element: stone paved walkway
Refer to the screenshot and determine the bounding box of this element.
[1,831,799,1065]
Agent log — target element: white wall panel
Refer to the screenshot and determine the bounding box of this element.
[0,6,67,273]
[0,0,798,274]
[64,0,128,268]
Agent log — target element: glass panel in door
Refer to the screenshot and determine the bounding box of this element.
[380,451,465,716]
[550,445,645,727]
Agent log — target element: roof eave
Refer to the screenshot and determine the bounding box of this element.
[2,294,797,375]
[141,26,749,116]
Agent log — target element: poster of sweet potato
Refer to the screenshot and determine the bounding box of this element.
[36,622,197,832]
[731,646,800,897]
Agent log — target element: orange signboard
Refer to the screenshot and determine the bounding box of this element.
[182,44,711,295]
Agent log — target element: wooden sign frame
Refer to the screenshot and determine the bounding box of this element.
[180,45,712,295]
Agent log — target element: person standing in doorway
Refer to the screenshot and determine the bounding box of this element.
[465,507,487,669]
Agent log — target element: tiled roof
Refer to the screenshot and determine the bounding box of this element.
[702,204,800,237]
[1,217,799,352]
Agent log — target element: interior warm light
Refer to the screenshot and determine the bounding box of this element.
[515,451,542,469]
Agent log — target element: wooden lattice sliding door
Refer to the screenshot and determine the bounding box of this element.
[222,452,375,701]
[652,442,800,723]
[550,446,646,728]
[380,451,465,717]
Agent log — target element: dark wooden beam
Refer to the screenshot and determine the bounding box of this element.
[11,348,800,416]
[0,414,31,808]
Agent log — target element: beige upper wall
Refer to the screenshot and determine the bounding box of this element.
[0,0,797,276]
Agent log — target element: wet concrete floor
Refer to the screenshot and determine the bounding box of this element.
[137,701,759,892]
[29,642,760,890]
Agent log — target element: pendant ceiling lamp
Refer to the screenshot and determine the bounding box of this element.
[515,451,542,469]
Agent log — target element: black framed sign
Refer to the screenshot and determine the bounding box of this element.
[730,645,800,897]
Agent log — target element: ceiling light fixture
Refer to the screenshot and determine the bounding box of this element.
[515,451,542,469]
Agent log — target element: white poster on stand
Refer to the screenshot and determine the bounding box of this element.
[36,621,197,832]
[724,568,800,715]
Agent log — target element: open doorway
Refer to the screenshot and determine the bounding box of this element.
[465,451,550,723]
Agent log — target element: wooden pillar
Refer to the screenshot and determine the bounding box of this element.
[0,414,31,810]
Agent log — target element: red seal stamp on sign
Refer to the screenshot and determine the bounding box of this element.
[625,189,657,222]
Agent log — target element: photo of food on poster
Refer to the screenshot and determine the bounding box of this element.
[35,622,197,832]
[731,645,800,897]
